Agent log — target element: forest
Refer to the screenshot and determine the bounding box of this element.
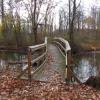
[0,0,100,99]
[0,0,100,48]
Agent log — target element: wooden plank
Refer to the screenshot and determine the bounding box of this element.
[53,43,66,58]
[31,52,46,64]
[8,61,27,65]
[54,37,71,51]
[17,67,28,79]
[28,48,32,82]
[29,43,46,51]
[17,37,47,80]
[31,55,47,76]
[53,41,66,52]
[17,52,47,79]
[54,38,81,83]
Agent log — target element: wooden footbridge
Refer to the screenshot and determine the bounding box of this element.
[7,37,81,83]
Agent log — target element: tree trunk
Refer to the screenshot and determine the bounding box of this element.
[1,0,4,24]
[1,0,5,33]
[68,0,76,46]
[33,0,38,43]
[34,26,38,44]
[77,17,80,31]
[69,0,71,26]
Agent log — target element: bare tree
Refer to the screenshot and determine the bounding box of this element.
[59,9,63,32]
[68,0,71,26]
[91,6,97,30]
[1,0,4,24]
[44,0,56,35]
[68,0,81,45]
[59,8,69,33]
[75,8,84,31]
[22,0,56,43]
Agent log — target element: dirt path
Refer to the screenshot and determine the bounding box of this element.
[33,44,66,82]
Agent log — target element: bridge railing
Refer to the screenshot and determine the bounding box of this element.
[17,37,47,81]
[54,37,81,83]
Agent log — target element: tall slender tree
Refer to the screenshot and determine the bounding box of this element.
[1,0,4,24]
[69,0,76,44]
[68,0,81,46]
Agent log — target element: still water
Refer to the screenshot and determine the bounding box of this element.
[74,52,100,83]
[0,52,26,70]
[0,51,100,83]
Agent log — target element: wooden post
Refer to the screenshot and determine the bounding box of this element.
[45,37,47,59]
[65,40,71,82]
[28,48,32,82]
[65,50,72,82]
[45,37,47,51]
[67,50,72,82]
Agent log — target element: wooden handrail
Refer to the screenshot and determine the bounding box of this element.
[54,37,81,83]
[53,41,66,52]
[17,37,47,81]
[29,43,46,51]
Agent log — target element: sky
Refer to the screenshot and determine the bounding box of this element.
[54,0,100,26]
[0,0,100,25]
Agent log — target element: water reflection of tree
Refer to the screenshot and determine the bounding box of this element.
[95,54,100,76]
[74,54,98,83]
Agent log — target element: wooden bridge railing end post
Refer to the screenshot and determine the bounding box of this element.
[28,48,32,82]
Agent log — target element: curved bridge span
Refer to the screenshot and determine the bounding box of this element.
[9,37,81,83]
[32,44,66,81]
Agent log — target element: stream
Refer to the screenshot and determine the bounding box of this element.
[74,52,100,83]
[0,51,100,83]
[0,52,26,70]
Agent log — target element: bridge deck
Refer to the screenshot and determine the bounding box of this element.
[33,44,66,81]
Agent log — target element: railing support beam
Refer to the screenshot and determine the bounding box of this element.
[66,50,72,82]
[28,48,32,82]
[54,37,81,83]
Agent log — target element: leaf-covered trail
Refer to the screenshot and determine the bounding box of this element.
[0,44,100,99]
[0,69,100,100]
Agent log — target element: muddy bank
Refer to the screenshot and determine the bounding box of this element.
[85,76,100,90]
[71,43,100,55]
